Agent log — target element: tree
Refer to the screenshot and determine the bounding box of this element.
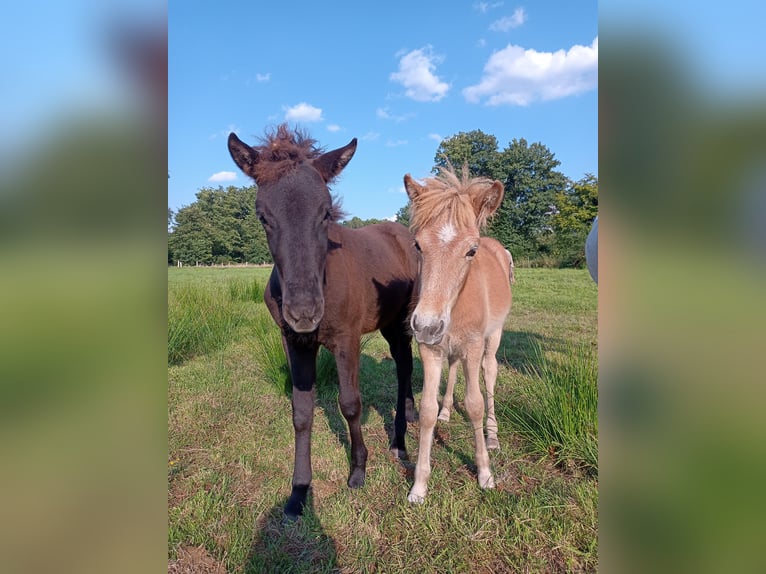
[551,174,598,267]
[488,138,568,260]
[341,216,385,229]
[433,130,499,178]
[395,203,411,228]
[167,185,271,265]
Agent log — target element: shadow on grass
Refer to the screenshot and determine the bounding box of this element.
[244,492,337,574]
[314,352,422,466]
[497,329,569,373]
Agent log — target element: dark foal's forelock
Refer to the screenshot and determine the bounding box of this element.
[250,124,322,184]
[252,124,346,220]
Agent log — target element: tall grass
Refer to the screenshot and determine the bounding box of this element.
[250,307,290,394]
[168,277,266,365]
[228,277,265,303]
[499,340,598,473]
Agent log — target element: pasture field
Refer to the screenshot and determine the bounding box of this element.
[168,266,598,573]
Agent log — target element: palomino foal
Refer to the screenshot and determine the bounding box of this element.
[404,166,512,503]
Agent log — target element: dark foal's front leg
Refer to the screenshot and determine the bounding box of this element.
[283,339,319,520]
[381,321,416,460]
[331,337,368,489]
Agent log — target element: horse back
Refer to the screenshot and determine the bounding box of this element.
[323,221,418,336]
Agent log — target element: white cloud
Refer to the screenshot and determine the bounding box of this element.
[390,46,449,102]
[489,8,526,31]
[376,107,414,123]
[208,171,237,182]
[255,73,270,82]
[463,37,598,106]
[428,133,443,142]
[474,1,504,13]
[386,139,408,147]
[327,124,341,132]
[362,131,380,141]
[283,102,323,122]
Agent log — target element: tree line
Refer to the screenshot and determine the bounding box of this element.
[168,129,597,267]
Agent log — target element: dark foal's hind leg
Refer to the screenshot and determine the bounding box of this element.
[332,337,368,489]
[283,339,319,520]
[381,320,416,460]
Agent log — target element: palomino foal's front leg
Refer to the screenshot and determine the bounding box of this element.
[408,344,443,503]
[284,341,319,519]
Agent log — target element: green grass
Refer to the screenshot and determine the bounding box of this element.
[499,340,598,474]
[168,266,598,573]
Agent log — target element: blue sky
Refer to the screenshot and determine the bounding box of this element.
[169,1,598,221]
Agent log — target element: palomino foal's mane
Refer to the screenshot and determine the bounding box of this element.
[409,165,498,234]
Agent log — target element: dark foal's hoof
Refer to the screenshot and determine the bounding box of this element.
[405,398,417,422]
[283,485,310,521]
[347,468,366,489]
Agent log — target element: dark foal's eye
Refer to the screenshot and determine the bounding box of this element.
[257,213,268,227]
[466,245,478,258]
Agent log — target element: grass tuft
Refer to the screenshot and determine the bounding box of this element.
[168,284,245,365]
[499,340,598,473]
[228,277,265,303]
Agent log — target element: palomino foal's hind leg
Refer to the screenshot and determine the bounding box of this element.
[483,328,503,450]
[408,344,443,503]
[438,359,459,421]
[463,346,495,490]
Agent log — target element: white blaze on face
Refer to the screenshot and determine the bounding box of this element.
[438,223,457,244]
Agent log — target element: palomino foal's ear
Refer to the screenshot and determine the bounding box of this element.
[403,174,425,201]
[227,133,260,180]
[472,180,505,227]
[312,138,357,182]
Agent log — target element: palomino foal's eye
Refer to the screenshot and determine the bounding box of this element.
[466,245,478,258]
[414,241,422,253]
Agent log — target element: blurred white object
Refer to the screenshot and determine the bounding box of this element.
[586,216,598,284]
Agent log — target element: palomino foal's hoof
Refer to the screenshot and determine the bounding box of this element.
[437,409,451,422]
[478,474,496,490]
[486,436,500,450]
[407,491,426,504]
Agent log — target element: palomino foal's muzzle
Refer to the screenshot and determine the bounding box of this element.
[411,313,446,345]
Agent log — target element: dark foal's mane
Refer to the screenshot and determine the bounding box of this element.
[252,124,345,220]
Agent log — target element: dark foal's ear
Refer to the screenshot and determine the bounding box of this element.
[403,174,425,201]
[472,180,504,228]
[312,138,357,182]
[228,133,260,179]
